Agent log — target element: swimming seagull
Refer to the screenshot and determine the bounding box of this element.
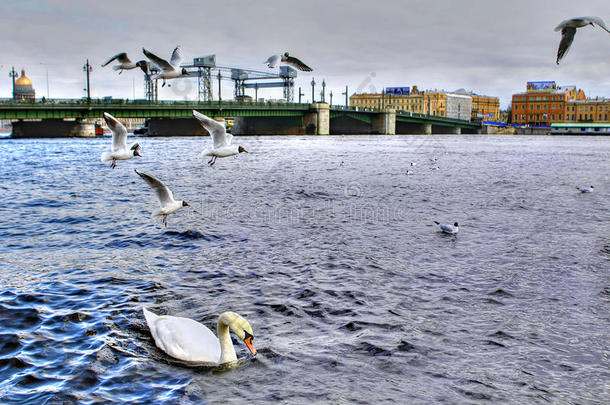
[555,17,610,64]
[434,221,459,234]
[264,52,313,71]
[193,110,248,166]
[134,169,189,227]
[142,46,188,87]
[101,52,148,74]
[576,185,594,193]
[100,112,141,169]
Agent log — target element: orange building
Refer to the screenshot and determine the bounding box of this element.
[511,82,586,125]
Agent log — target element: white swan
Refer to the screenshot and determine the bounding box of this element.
[143,308,256,365]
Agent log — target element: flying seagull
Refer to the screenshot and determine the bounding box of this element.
[576,185,594,193]
[101,52,148,74]
[142,46,188,87]
[100,112,141,169]
[555,16,610,64]
[434,221,459,235]
[193,110,248,166]
[264,52,313,71]
[135,169,189,227]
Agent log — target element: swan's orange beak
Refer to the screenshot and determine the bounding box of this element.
[244,336,256,356]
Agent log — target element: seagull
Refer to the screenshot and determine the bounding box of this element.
[135,169,189,227]
[406,170,415,175]
[193,110,248,166]
[264,52,313,71]
[143,46,188,87]
[576,185,594,193]
[410,162,416,167]
[100,112,141,169]
[555,17,610,64]
[434,221,459,234]
[101,52,148,74]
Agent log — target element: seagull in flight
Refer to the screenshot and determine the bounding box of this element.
[264,52,313,71]
[143,46,188,86]
[100,112,141,169]
[434,221,459,235]
[576,185,594,193]
[193,110,248,166]
[135,170,189,227]
[555,16,610,64]
[101,52,148,74]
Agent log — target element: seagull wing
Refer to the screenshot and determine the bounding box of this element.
[588,16,610,33]
[192,110,229,148]
[170,46,183,67]
[284,55,313,71]
[143,48,174,72]
[103,112,128,152]
[554,18,574,32]
[557,27,576,64]
[265,54,281,68]
[102,52,131,67]
[135,170,175,207]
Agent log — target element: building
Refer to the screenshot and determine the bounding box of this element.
[13,69,35,101]
[349,86,475,121]
[563,98,610,123]
[511,81,586,126]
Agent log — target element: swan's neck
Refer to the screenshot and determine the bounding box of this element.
[217,316,237,364]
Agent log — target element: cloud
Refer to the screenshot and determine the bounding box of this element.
[1,0,609,107]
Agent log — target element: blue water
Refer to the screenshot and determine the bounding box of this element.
[0,135,608,403]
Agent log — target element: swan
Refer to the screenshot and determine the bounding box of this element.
[143,308,256,365]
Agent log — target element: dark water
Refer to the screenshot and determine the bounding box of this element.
[0,135,608,404]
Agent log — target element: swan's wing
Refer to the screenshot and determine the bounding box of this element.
[264,54,281,68]
[143,48,174,72]
[103,112,128,152]
[284,55,313,71]
[588,17,610,33]
[192,110,229,148]
[150,314,221,363]
[102,52,131,67]
[135,170,175,206]
[557,27,576,64]
[170,46,183,67]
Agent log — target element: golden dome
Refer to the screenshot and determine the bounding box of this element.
[15,69,32,86]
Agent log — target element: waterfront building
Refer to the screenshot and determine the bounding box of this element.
[13,69,35,101]
[563,98,610,123]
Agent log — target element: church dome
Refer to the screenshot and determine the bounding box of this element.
[15,70,32,86]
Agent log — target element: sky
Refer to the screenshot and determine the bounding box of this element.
[0,0,609,108]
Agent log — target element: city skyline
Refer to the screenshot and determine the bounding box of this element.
[1,0,609,108]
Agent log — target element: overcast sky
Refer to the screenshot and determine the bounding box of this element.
[1,0,608,108]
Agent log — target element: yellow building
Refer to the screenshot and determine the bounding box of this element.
[563,98,610,123]
[14,69,35,101]
[470,95,500,121]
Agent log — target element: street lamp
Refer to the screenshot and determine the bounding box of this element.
[330,91,333,106]
[9,66,17,100]
[83,59,92,103]
[321,79,326,103]
[310,78,316,103]
[40,62,50,99]
[342,85,348,107]
[298,87,304,103]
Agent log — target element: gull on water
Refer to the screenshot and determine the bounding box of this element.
[193,110,248,166]
[100,112,141,169]
[143,46,187,87]
[434,221,459,234]
[576,185,594,193]
[101,52,148,74]
[555,16,610,64]
[135,169,189,227]
[264,52,313,71]
[143,308,256,365]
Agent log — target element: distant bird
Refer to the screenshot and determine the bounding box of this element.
[555,17,610,64]
[193,110,248,166]
[100,112,141,169]
[406,170,415,175]
[576,185,594,193]
[143,308,256,365]
[434,221,459,234]
[135,170,189,227]
[101,52,148,74]
[142,46,188,87]
[410,162,417,167]
[264,52,313,71]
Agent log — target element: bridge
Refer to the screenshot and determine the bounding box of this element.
[0,99,481,137]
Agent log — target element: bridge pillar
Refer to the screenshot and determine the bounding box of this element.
[372,108,396,135]
[10,118,95,138]
[448,126,461,135]
[305,103,329,135]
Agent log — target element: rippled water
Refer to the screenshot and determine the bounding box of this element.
[0,135,608,404]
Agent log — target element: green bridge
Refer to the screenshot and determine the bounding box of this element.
[0,99,481,137]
